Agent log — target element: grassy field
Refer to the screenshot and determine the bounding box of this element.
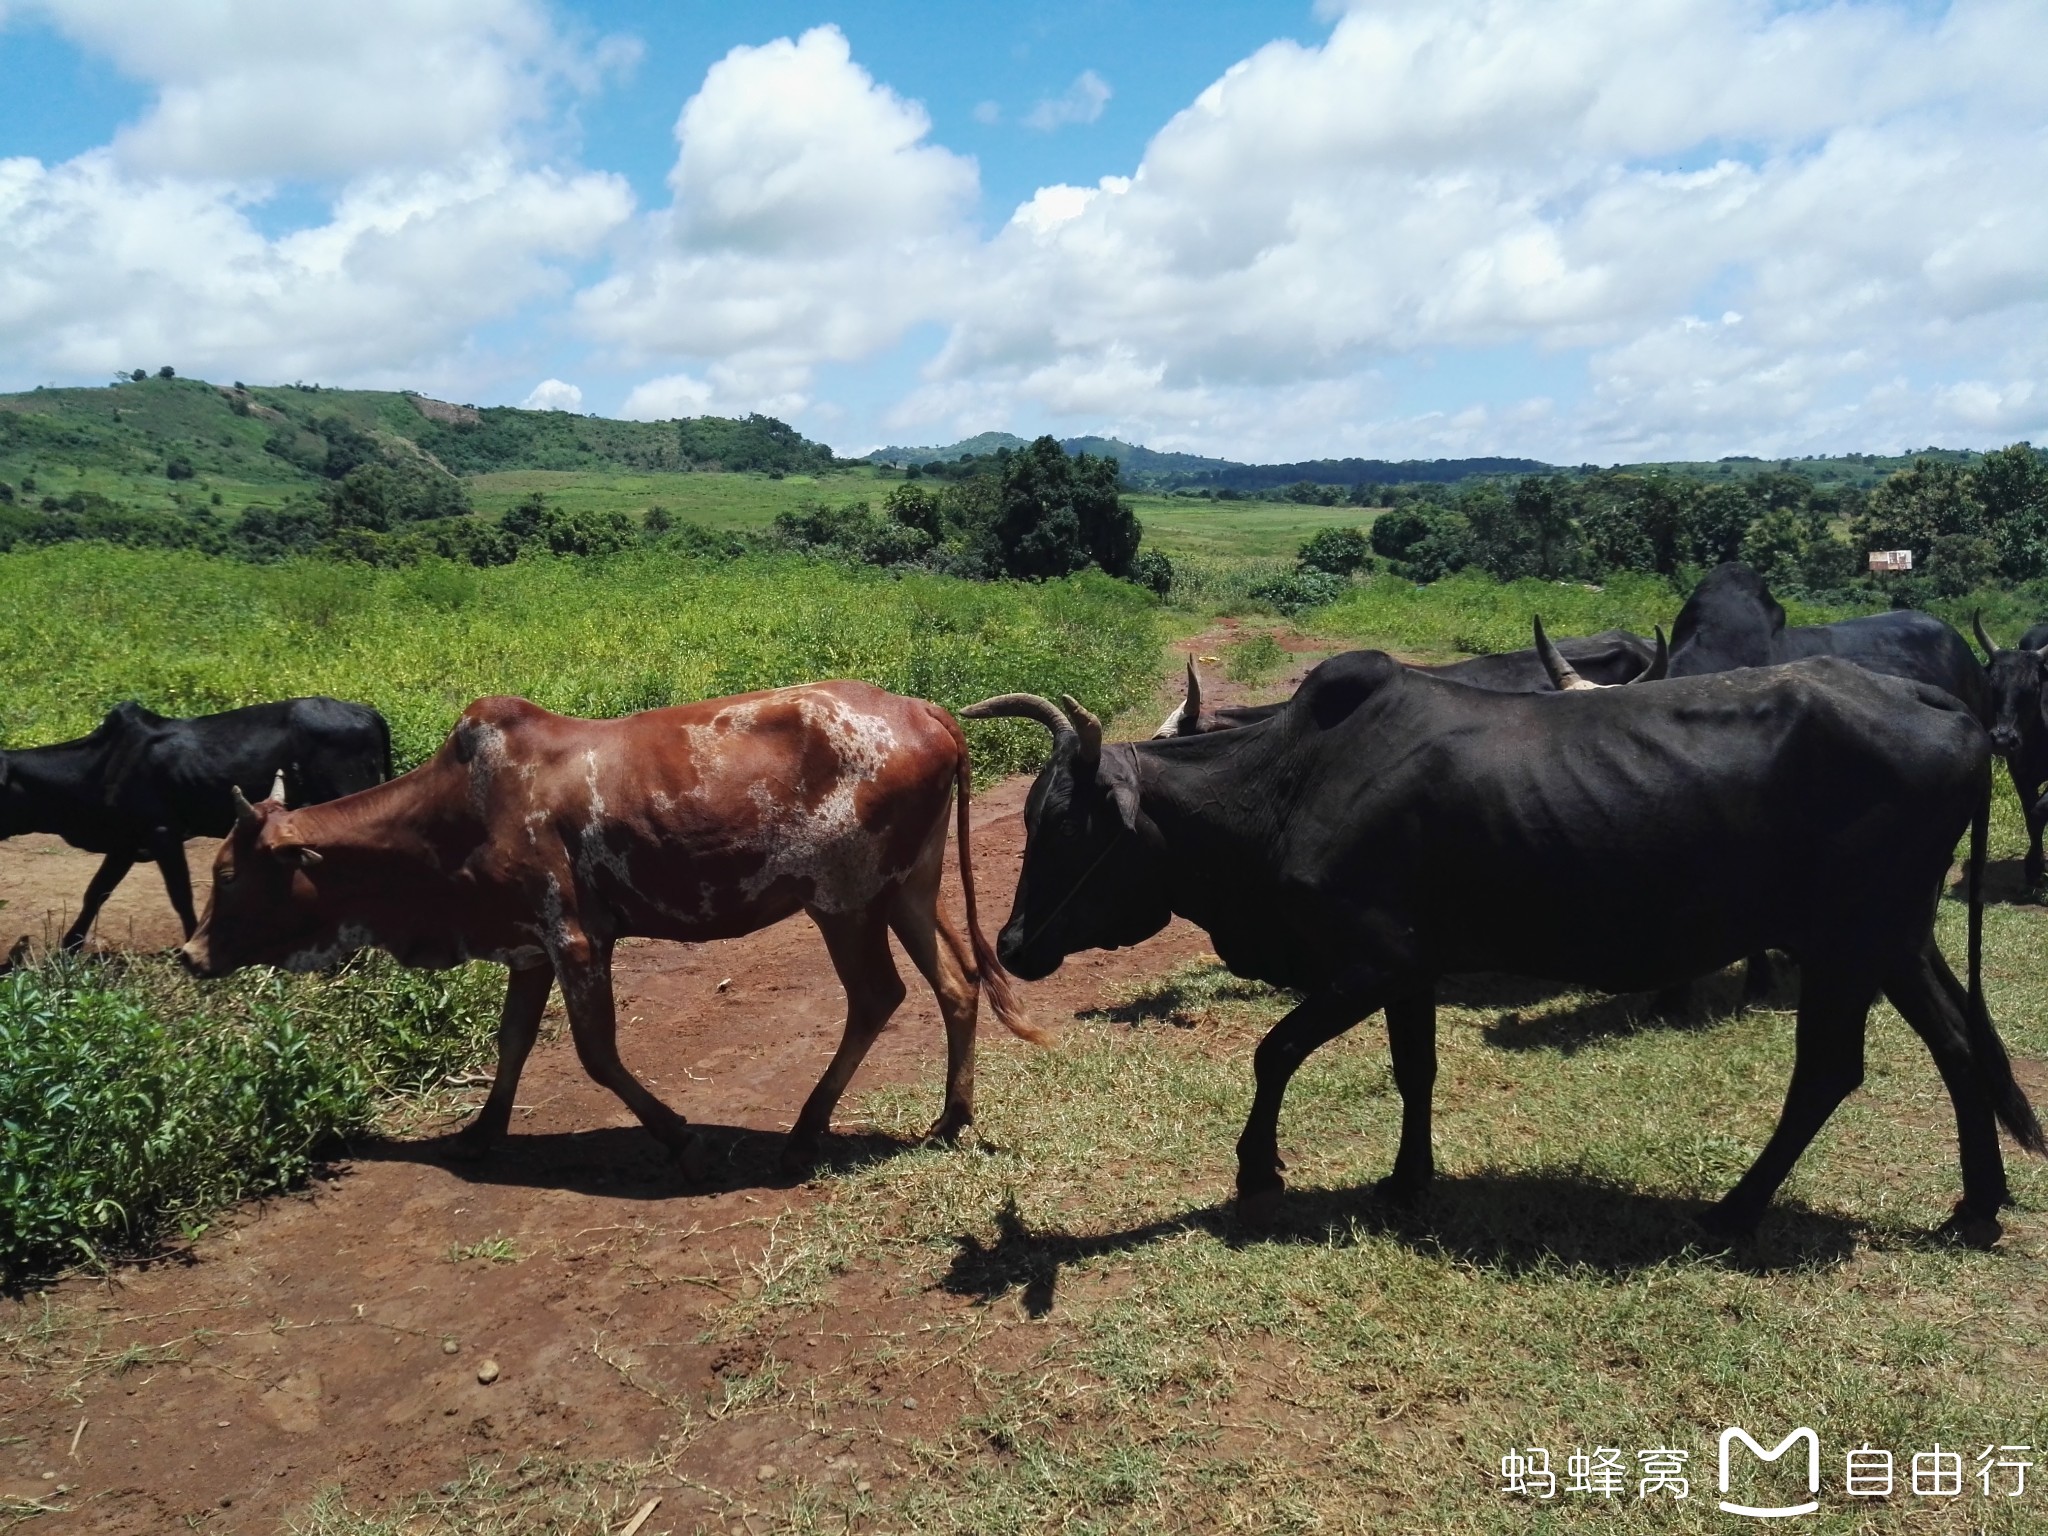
[7,500,2048,1529]
[1126,494,1375,559]
[464,467,889,524]
[749,872,2048,1534]
[0,545,1164,779]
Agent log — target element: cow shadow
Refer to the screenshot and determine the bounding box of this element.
[942,1171,1866,1319]
[345,1120,930,1199]
[1950,858,2044,907]
[1477,964,1791,1054]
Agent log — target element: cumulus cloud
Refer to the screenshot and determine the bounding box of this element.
[578,25,979,410]
[0,0,634,390]
[909,0,2048,459]
[1023,71,1111,132]
[521,378,584,411]
[19,0,628,180]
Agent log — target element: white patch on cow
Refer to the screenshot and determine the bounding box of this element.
[281,923,378,973]
[537,872,575,954]
[677,699,762,798]
[735,693,902,912]
[458,718,509,816]
[1152,703,1186,739]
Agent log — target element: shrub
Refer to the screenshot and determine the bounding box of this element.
[1296,526,1372,577]
[1129,548,1174,598]
[0,954,499,1280]
[1249,568,1347,615]
[165,456,196,481]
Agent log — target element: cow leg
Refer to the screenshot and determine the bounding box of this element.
[60,853,136,951]
[1235,986,1381,1211]
[2019,761,2047,888]
[1741,950,1778,1007]
[1704,965,1875,1238]
[452,964,555,1156]
[1886,946,2011,1234]
[785,909,907,1170]
[888,838,982,1142]
[149,831,199,940]
[1381,985,1439,1202]
[554,934,695,1158]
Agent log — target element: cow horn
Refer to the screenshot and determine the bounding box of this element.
[1177,657,1202,736]
[961,693,1076,745]
[230,785,263,833]
[1631,626,1670,683]
[1974,610,1999,660]
[1060,695,1104,771]
[1533,616,1596,692]
[266,769,287,806]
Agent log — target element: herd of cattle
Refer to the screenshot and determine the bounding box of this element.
[5,561,2048,1243]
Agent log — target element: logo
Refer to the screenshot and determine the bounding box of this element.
[1719,1427,1820,1519]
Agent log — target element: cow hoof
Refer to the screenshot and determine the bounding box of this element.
[776,1136,820,1179]
[446,1126,501,1163]
[1939,1204,2003,1251]
[1693,1205,1754,1246]
[671,1133,713,1183]
[1374,1172,1426,1208]
[924,1109,973,1144]
[1234,1179,1286,1230]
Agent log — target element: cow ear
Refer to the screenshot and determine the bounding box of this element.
[285,846,324,868]
[1097,750,1143,830]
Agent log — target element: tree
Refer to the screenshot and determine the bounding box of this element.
[1296,526,1371,576]
[993,437,1141,580]
[157,365,175,379]
[1973,443,2048,579]
[130,369,147,382]
[1685,483,1755,567]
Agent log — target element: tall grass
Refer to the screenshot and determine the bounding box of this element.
[1307,569,1856,657]
[0,954,500,1282]
[0,546,1164,778]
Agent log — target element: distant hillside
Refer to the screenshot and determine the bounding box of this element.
[865,431,1030,464]
[0,375,841,517]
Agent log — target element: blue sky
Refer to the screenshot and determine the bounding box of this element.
[1,1,2043,462]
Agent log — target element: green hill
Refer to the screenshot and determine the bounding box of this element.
[0,375,843,520]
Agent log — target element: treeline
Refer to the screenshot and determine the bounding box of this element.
[1365,444,2048,599]
[772,436,1167,591]
[0,434,1171,593]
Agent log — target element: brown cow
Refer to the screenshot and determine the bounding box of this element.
[178,681,1036,1169]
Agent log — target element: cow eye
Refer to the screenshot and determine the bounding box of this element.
[217,866,235,885]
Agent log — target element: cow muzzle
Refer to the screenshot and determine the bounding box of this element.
[1992,726,2022,757]
[177,937,215,978]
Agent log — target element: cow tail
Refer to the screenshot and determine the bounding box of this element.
[948,714,1043,1044]
[1965,775,2046,1154]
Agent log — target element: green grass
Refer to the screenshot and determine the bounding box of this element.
[1129,495,1375,559]
[0,544,1164,778]
[465,466,891,526]
[1307,569,1855,660]
[1222,630,1290,685]
[0,953,500,1282]
[692,848,2048,1532]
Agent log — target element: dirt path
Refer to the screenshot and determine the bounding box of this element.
[0,770,1233,1532]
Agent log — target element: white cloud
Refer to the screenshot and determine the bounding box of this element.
[0,2,634,391]
[972,100,1001,126]
[577,25,979,422]
[1023,70,1111,132]
[19,0,628,181]
[521,377,583,411]
[897,0,2048,459]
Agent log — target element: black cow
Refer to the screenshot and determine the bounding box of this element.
[1973,614,2048,885]
[969,655,2043,1240]
[1669,563,1991,720]
[1153,628,1661,737]
[0,698,390,949]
